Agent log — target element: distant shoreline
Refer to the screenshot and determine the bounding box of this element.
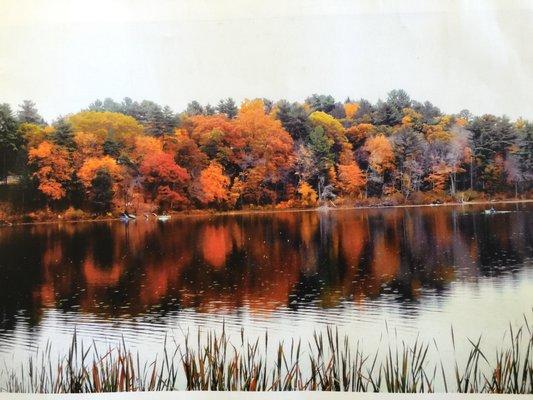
[1,198,531,228]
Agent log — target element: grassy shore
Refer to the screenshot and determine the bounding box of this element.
[2,318,531,393]
[1,198,532,228]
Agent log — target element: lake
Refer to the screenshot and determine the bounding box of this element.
[0,202,532,389]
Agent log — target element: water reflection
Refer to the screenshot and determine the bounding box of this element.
[0,203,531,344]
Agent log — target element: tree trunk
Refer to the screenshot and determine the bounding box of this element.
[470,157,474,191]
[2,151,7,185]
[450,172,456,195]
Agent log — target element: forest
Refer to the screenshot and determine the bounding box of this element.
[0,89,531,221]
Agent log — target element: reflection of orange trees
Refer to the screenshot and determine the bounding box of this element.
[135,222,195,306]
[42,241,63,268]
[33,239,65,307]
[271,211,320,247]
[429,209,452,247]
[22,205,509,319]
[339,215,366,269]
[241,216,302,312]
[299,212,319,246]
[140,257,191,305]
[82,257,123,287]
[244,250,301,313]
[370,228,400,281]
[177,216,304,313]
[338,214,367,300]
[201,225,233,268]
[271,212,319,275]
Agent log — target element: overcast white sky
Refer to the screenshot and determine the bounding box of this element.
[0,0,532,121]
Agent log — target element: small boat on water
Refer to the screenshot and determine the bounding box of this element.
[119,212,137,221]
[484,207,496,215]
[150,212,171,221]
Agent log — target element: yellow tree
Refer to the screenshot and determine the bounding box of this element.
[344,102,359,119]
[297,181,318,207]
[18,123,53,148]
[69,111,143,149]
[73,132,104,167]
[401,108,423,127]
[364,135,395,175]
[309,111,345,143]
[363,135,395,196]
[423,116,453,142]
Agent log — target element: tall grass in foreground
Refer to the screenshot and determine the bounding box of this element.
[1,319,531,393]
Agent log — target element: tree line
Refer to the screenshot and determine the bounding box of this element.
[0,90,531,216]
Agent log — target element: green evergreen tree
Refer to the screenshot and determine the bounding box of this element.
[17,100,45,125]
[216,98,238,119]
[186,101,204,116]
[276,100,310,142]
[305,94,335,113]
[52,118,76,151]
[0,104,21,183]
[308,126,334,172]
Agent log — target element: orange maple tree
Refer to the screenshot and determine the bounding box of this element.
[77,156,123,188]
[28,141,73,200]
[196,162,230,205]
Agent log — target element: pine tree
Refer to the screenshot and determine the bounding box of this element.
[216,98,238,119]
[52,118,76,151]
[186,101,204,116]
[17,100,45,125]
[276,100,310,141]
[0,104,21,183]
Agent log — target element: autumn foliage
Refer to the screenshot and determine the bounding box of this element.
[364,135,395,175]
[28,141,73,200]
[196,162,230,205]
[2,89,530,215]
[139,151,190,209]
[78,156,122,188]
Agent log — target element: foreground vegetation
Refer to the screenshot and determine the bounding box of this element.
[0,90,532,224]
[2,319,531,393]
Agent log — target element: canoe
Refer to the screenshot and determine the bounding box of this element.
[119,212,136,221]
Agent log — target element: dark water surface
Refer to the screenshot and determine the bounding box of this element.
[0,203,532,382]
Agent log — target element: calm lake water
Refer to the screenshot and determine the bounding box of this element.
[0,202,532,387]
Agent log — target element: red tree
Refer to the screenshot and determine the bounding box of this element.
[139,152,190,209]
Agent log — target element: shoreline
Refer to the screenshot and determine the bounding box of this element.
[1,198,531,228]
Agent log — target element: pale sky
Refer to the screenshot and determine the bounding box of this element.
[0,0,532,122]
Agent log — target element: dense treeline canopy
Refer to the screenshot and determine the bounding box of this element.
[0,90,531,215]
